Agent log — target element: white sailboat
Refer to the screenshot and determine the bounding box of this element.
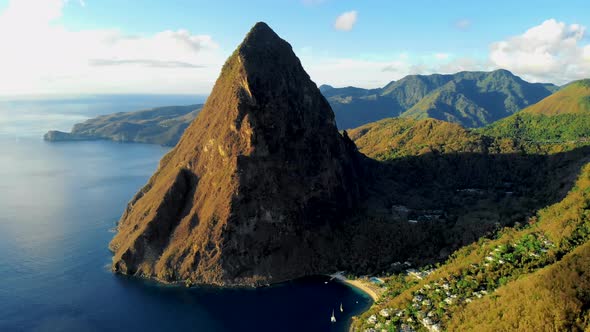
[340,303,343,312]
[331,309,336,323]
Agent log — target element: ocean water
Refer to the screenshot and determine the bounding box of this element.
[0,96,372,332]
[0,94,206,138]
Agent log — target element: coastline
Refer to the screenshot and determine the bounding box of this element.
[330,273,380,302]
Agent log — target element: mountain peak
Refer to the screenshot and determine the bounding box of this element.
[491,68,515,76]
[319,84,334,92]
[247,22,276,38]
[240,22,282,49]
[109,22,361,286]
[236,22,296,69]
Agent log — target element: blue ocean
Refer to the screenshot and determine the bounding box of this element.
[0,95,371,332]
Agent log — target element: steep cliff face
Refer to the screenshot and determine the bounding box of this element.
[109,22,361,286]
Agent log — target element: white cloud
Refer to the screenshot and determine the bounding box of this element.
[3,3,587,96]
[334,10,357,31]
[381,56,488,75]
[0,0,223,95]
[311,19,590,89]
[437,57,490,74]
[88,59,205,68]
[301,50,490,89]
[304,57,402,88]
[454,19,472,31]
[489,19,590,84]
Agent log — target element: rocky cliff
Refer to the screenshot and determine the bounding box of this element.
[109,22,362,286]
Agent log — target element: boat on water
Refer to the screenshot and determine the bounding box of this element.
[331,309,336,323]
[340,303,343,312]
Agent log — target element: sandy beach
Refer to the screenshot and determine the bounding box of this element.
[330,273,381,302]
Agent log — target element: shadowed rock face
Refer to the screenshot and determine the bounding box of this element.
[109,22,362,286]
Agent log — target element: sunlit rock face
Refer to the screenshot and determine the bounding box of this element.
[109,22,362,286]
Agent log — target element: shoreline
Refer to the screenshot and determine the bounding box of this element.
[330,273,380,302]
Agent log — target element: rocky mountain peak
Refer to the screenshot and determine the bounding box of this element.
[109,22,361,286]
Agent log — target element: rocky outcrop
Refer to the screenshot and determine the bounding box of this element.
[43,130,89,141]
[109,22,362,286]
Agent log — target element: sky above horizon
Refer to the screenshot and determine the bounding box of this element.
[1,0,589,95]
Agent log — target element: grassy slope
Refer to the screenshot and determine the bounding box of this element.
[347,117,488,159]
[347,112,590,331]
[347,117,586,161]
[522,79,590,116]
[352,162,590,331]
[448,241,590,331]
[482,80,590,142]
[481,113,590,142]
[345,114,590,331]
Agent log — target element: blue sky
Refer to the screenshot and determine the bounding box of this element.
[0,0,589,95]
[57,0,590,54]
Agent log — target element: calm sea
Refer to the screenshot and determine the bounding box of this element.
[0,95,372,332]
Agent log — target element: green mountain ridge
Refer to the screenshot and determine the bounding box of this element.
[347,117,488,159]
[324,70,557,129]
[482,79,590,142]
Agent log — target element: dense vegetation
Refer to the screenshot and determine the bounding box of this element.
[482,80,590,142]
[519,79,590,116]
[400,70,557,128]
[347,116,588,162]
[481,112,590,142]
[44,104,202,146]
[352,163,590,331]
[322,70,555,129]
[347,118,487,159]
[345,109,590,331]
[324,113,589,291]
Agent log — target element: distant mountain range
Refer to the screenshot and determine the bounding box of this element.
[322,69,558,129]
[44,104,202,146]
[43,70,564,148]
